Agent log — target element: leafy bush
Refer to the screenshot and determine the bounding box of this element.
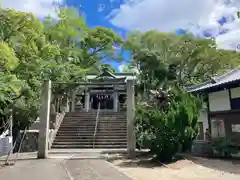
[135,89,202,162]
[212,137,239,157]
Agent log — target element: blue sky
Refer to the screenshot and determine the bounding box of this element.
[64,0,130,71]
[2,0,240,71]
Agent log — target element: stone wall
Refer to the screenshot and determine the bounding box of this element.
[15,112,65,153]
[17,130,39,152]
[191,140,213,157]
[0,137,12,156]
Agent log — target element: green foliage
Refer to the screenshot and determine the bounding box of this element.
[0,6,123,134]
[135,88,203,162]
[212,137,238,157]
[127,30,240,161]
[125,30,240,87]
[100,64,115,72]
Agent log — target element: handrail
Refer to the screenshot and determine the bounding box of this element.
[93,101,101,148]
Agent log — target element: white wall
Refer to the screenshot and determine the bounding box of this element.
[208,90,230,112]
[230,87,240,98]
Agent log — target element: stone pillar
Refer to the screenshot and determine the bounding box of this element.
[113,91,118,112]
[85,91,90,112]
[66,97,70,112]
[38,80,51,159]
[126,79,136,158]
[56,98,59,113]
[71,90,76,112]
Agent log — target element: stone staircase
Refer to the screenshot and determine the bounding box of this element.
[51,111,127,149]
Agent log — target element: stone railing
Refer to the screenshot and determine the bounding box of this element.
[48,111,65,149]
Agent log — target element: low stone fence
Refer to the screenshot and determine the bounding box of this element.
[191,140,213,157]
[191,140,240,158]
[0,137,12,156]
[15,112,65,153]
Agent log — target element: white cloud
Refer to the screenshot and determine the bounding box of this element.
[109,0,240,49]
[118,63,125,72]
[118,63,139,73]
[1,0,63,18]
[98,4,106,12]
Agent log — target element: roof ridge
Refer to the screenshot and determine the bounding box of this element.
[187,67,240,92]
[186,80,212,91]
[213,67,240,82]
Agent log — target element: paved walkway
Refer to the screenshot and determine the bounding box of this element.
[0,156,132,180]
[66,159,133,180]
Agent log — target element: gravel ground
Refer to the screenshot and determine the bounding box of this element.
[111,157,240,180]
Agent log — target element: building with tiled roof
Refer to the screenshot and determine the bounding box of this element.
[188,67,240,145]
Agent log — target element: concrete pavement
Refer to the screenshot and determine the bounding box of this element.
[0,153,133,180]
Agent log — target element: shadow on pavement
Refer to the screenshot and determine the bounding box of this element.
[186,156,240,174]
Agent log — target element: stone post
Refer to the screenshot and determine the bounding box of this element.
[71,90,76,112]
[56,98,59,113]
[85,91,90,112]
[126,79,136,158]
[66,96,70,112]
[113,91,118,112]
[38,80,51,159]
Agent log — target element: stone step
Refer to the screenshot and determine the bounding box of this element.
[67,113,126,114]
[59,127,126,130]
[56,132,127,136]
[64,117,127,121]
[53,139,127,144]
[57,129,127,132]
[58,127,127,130]
[65,113,126,117]
[51,144,127,149]
[60,123,127,126]
[64,119,126,121]
[63,120,127,122]
[60,124,126,127]
[62,120,126,123]
[62,119,127,124]
[54,138,126,143]
[64,117,126,119]
[55,134,127,140]
[53,142,127,146]
[56,132,126,136]
[55,134,127,138]
[66,112,126,115]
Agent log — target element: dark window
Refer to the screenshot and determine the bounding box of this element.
[230,97,240,109]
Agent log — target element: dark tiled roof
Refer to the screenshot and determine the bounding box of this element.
[187,67,240,92]
[89,77,126,83]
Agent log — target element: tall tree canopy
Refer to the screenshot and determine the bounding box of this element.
[125,30,240,91]
[0,6,123,133]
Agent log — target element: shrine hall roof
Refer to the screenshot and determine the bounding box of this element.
[86,68,136,81]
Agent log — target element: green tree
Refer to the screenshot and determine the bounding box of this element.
[100,64,115,72]
[135,88,203,162]
[125,30,240,88]
[0,6,123,137]
[125,30,240,162]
